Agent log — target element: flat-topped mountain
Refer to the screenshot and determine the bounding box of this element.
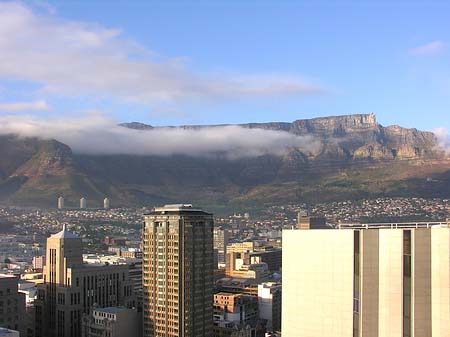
[0,113,449,211]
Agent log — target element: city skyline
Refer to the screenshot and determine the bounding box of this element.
[0,1,449,336]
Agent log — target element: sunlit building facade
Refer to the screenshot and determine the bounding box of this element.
[34,225,135,337]
[142,204,214,337]
[282,223,450,337]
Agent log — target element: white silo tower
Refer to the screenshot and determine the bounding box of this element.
[104,197,110,209]
[57,196,64,209]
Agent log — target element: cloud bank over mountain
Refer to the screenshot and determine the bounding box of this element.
[0,114,320,159]
[0,100,50,112]
[434,127,450,154]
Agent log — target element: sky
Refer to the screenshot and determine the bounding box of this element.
[0,0,449,135]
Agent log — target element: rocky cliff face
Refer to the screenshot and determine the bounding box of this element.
[0,113,448,208]
[172,113,439,161]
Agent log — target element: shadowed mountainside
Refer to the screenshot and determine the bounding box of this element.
[1,113,449,211]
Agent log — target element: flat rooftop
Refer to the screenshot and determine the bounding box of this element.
[93,306,130,314]
[145,204,211,216]
[156,204,196,210]
[0,327,19,336]
[337,221,450,230]
[0,274,16,279]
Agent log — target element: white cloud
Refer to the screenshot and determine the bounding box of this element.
[0,100,50,112]
[410,40,445,55]
[0,114,321,159]
[0,2,324,105]
[434,127,450,154]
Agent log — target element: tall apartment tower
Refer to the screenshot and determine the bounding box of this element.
[80,197,86,209]
[34,225,135,337]
[142,204,214,337]
[213,227,229,267]
[104,197,110,209]
[282,222,450,337]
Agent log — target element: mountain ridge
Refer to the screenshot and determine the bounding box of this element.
[0,113,449,210]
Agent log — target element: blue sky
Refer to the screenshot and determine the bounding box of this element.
[0,0,448,132]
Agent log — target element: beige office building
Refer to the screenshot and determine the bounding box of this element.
[34,225,135,337]
[282,222,450,337]
[142,204,214,337]
[227,242,254,254]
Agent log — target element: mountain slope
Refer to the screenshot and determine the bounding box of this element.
[0,113,449,210]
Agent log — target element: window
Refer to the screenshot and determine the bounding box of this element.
[403,230,412,337]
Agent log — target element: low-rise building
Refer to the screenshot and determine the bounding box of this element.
[249,248,281,273]
[82,306,140,337]
[213,292,258,337]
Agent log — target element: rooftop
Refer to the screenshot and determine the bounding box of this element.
[146,204,212,216]
[337,221,450,230]
[0,327,19,336]
[0,274,16,279]
[50,224,78,239]
[93,306,130,314]
[154,204,199,211]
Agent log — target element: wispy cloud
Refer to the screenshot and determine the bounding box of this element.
[0,114,321,159]
[410,40,445,55]
[0,2,324,106]
[0,100,50,112]
[434,127,450,154]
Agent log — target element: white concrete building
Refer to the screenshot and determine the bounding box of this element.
[282,222,450,337]
[258,282,281,332]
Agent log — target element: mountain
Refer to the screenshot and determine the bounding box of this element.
[0,113,449,211]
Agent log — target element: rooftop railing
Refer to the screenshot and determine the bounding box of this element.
[337,221,450,230]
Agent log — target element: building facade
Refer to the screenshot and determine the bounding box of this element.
[250,249,282,273]
[142,204,214,337]
[213,292,258,337]
[258,283,281,332]
[82,306,139,337]
[34,225,135,337]
[0,275,26,335]
[227,242,254,255]
[214,228,229,267]
[282,223,450,337]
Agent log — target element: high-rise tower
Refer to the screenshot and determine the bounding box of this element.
[213,227,229,267]
[142,204,214,337]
